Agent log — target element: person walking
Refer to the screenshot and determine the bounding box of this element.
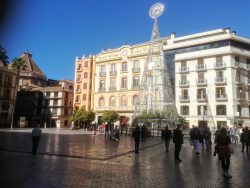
[114,125,120,141]
[173,124,184,162]
[132,125,141,153]
[204,126,212,151]
[32,123,42,155]
[190,126,201,155]
[240,127,248,153]
[161,126,172,152]
[216,127,232,178]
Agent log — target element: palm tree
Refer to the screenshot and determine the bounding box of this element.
[10,57,27,128]
[11,57,27,76]
[0,45,9,66]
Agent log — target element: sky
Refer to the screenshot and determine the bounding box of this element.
[1,0,250,80]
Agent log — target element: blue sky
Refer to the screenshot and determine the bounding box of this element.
[1,0,250,80]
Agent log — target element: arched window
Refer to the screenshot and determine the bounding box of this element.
[121,95,127,106]
[99,97,105,107]
[133,95,139,105]
[110,96,115,106]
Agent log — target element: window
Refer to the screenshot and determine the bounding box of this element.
[77,64,81,70]
[99,97,105,107]
[110,79,116,89]
[133,95,139,105]
[53,100,58,106]
[77,74,81,81]
[100,65,105,73]
[99,80,105,90]
[76,96,79,102]
[121,95,127,106]
[133,77,139,87]
[235,56,240,62]
[111,64,116,72]
[121,77,127,88]
[110,96,115,106]
[54,92,58,97]
[84,72,88,78]
[122,62,127,71]
[181,106,189,115]
[216,56,223,63]
[52,108,57,115]
[82,94,86,101]
[83,83,87,89]
[64,109,68,115]
[84,61,88,67]
[197,89,206,99]
[133,61,140,69]
[198,105,207,115]
[237,105,242,116]
[216,105,226,115]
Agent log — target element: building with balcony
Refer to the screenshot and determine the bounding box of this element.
[74,28,250,128]
[164,28,250,128]
[0,64,17,127]
[74,56,94,111]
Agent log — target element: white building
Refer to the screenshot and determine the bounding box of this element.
[164,28,250,128]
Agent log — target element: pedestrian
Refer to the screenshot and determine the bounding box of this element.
[173,124,184,162]
[240,127,248,153]
[104,123,109,138]
[141,124,146,142]
[190,126,201,155]
[204,126,212,151]
[114,125,120,141]
[216,127,232,178]
[161,126,172,152]
[132,125,141,153]
[199,125,205,146]
[32,123,42,155]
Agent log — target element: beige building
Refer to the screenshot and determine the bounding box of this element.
[43,80,74,127]
[93,40,168,124]
[74,55,94,111]
[0,63,17,128]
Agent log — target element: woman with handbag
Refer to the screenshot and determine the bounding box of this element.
[216,127,232,178]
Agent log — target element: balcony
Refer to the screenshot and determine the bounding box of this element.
[197,94,207,102]
[179,95,190,102]
[235,77,245,85]
[132,85,140,90]
[75,99,80,103]
[196,79,207,86]
[76,78,82,82]
[215,77,227,85]
[109,71,117,76]
[233,61,246,69]
[75,88,81,93]
[109,87,117,91]
[98,88,106,92]
[196,64,207,71]
[99,72,106,77]
[237,93,246,101]
[179,66,189,73]
[215,93,228,101]
[179,80,189,87]
[95,105,135,111]
[76,67,82,72]
[214,62,226,69]
[132,68,140,73]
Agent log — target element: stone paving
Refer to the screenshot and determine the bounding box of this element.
[0,129,249,188]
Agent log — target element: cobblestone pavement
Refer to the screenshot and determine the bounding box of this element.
[0,130,249,188]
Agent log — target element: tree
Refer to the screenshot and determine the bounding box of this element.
[0,45,9,66]
[10,57,27,128]
[71,109,95,128]
[101,110,119,124]
[11,57,27,76]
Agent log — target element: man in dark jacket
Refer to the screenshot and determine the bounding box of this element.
[173,124,184,162]
[161,126,172,152]
[132,125,141,153]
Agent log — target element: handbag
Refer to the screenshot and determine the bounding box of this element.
[229,144,234,154]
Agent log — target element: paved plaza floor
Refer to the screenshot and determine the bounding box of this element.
[0,129,249,188]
